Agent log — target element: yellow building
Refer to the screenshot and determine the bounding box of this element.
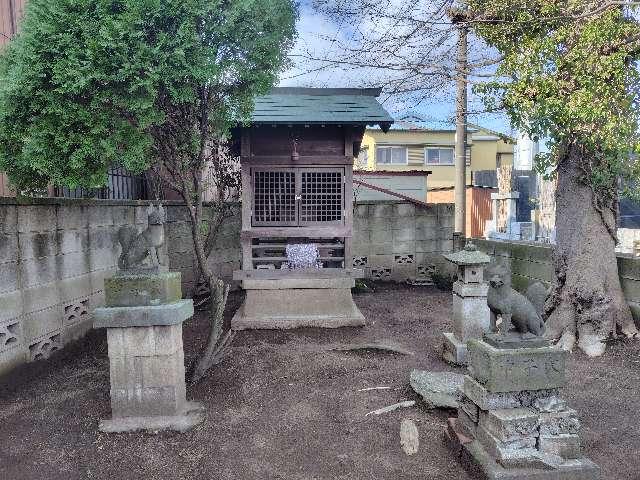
[356,113,514,192]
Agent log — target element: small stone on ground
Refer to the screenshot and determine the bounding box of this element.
[400,419,419,455]
[410,370,463,409]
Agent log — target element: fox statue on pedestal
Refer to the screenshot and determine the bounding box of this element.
[486,263,546,337]
[117,204,166,272]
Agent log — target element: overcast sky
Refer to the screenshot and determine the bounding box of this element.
[278,1,513,135]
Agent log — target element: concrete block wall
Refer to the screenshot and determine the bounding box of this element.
[473,238,640,323]
[0,198,449,376]
[0,198,179,376]
[353,201,455,282]
[0,199,154,375]
[164,204,241,295]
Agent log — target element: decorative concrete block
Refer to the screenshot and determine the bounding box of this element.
[370,267,391,281]
[105,272,182,307]
[467,340,567,393]
[479,408,539,442]
[539,409,580,436]
[0,320,20,352]
[28,331,62,361]
[539,434,581,460]
[463,376,560,411]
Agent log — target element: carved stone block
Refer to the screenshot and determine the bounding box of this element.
[105,272,182,308]
[467,340,567,393]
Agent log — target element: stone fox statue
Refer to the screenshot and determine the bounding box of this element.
[118,204,166,271]
[486,263,546,336]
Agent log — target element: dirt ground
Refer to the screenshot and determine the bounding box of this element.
[1,283,639,480]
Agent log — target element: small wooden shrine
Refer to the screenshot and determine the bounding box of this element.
[231,87,392,329]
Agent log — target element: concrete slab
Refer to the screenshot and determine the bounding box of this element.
[94,300,194,328]
[232,287,365,330]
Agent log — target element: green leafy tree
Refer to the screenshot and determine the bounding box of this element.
[0,0,297,379]
[465,1,640,355]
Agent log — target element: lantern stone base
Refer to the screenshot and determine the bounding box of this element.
[232,278,366,330]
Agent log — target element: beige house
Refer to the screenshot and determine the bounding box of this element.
[357,113,515,193]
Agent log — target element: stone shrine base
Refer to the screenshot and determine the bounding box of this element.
[232,278,366,330]
[445,418,600,480]
[99,401,205,434]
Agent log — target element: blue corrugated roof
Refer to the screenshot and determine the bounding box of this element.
[250,88,393,128]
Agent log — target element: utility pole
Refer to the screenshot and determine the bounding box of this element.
[452,10,468,249]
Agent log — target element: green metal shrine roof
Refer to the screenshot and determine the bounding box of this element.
[250,88,393,130]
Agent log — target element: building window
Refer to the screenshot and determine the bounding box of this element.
[376,146,407,165]
[425,147,455,165]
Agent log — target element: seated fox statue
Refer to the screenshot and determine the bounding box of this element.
[486,263,546,336]
[118,204,166,272]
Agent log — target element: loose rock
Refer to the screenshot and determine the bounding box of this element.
[410,370,463,409]
[400,419,419,455]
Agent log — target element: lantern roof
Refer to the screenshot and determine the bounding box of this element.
[443,242,491,266]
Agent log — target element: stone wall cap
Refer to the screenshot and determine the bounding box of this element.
[94,299,194,328]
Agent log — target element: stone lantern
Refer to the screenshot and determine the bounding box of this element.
[441,242,491,365]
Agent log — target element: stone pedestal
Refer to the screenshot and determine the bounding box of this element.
[445,338,600,479]
[442,244,491,365]
[94,272,204,433]
[231,277,365,330]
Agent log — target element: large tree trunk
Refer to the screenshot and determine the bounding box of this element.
[544,143,638,356]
